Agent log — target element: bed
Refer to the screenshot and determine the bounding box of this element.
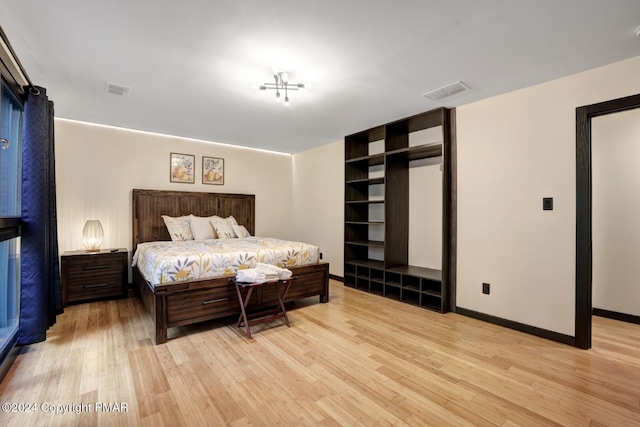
[132,189,330,344]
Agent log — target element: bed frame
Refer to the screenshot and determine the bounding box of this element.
[132,189,329,344]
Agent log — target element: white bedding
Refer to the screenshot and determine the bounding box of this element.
[133,236,320,287]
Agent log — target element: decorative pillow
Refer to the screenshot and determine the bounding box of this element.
[161,215,193,241]
[210,216,237,239]
[189,215,217,240]
[232,224,250,238]
[210,215,239,227]
[225,215,238,226]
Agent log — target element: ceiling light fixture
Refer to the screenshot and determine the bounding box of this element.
[258,67,305,107]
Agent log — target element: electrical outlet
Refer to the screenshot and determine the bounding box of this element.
[482,282,490,295]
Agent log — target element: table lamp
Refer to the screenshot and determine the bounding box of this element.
[82,220,104,252]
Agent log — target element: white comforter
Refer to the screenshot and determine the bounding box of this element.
[133,237,319,286]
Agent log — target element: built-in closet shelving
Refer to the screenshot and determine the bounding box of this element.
[344,107,451,313]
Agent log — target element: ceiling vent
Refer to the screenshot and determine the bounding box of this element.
[422,81,470,101]
[105,82,130,96]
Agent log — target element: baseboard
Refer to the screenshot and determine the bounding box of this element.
[456,307,576,347]
[329,274,343,282]
[593,307,640,325]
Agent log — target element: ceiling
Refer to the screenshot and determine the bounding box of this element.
[2,1,640,154]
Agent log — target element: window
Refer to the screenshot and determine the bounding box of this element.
[0,237,20,350]
[1,83,22,216]
[0,81,23,360]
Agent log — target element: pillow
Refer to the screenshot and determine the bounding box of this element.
[210,216,238,239]
[161,215,193,241]
[232,224,250,238]
[189,214,217,240]
[210,215,238,227]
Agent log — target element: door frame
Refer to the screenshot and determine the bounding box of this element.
[575,93,640,349]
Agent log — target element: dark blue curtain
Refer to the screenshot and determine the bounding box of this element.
[18,86,62,345]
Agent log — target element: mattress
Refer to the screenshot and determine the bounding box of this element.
[132,237,320,286]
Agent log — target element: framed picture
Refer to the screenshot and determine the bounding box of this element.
[202,156,224,185]
[170,153,195,183]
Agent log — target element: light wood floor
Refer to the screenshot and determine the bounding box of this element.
[1,280,640,426]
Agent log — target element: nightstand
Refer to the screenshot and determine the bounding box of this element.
[61,248,128,306]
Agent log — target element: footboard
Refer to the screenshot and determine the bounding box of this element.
[134,262,329,344]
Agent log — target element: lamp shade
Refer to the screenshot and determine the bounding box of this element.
[82,220,104,252]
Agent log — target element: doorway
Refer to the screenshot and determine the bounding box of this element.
[575,93,640,349]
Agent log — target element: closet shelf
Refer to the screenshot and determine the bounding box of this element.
[345,259,384,269]
[345,177,385,185]
[386,265,441,282]
[386,143,443,160]
[345,240,384,248]
[345,153,385,166]
[345,200,384,205]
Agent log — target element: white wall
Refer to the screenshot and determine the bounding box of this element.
[408,158,442,270]
[291,140,344,277]
[408,127,444,270]
[592,108,640,316]
[55,120,293,256]
[456,55,640,336]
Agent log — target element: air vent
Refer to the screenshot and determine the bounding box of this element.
[105,82,130,96]
[422,81,470,101]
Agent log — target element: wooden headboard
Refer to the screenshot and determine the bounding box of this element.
[132,189,255,250]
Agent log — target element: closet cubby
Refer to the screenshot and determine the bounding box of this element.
[344,107,451,313]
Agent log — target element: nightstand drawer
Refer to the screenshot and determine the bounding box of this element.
[66,274,124,302]
[67,254,123,278]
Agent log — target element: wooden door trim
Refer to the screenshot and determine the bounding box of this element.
[575,93,640,349]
